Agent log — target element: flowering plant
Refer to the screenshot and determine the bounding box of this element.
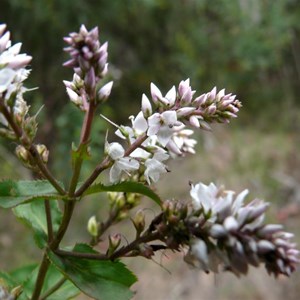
[0,24,298,300]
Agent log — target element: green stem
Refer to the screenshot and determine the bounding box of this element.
[74,134,148,197]
[31,253,50,300]
[68,101,96,196]
[39,278,67,300]
[49,201,76,250]
[44,200,54,243]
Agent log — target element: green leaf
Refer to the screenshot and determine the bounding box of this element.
[18,264,79,300]
[0,271,16,288]
[48,244,137,300]
[13,200,62,248]
[83,181,162,206]
[0,180,64,208]
[0,264,37,299]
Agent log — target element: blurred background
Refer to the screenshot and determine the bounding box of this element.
[0,0,300,299]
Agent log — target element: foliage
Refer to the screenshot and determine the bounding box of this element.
[0,8,299,300]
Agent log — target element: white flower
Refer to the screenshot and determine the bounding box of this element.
[147,110,178,146]
[106,142,139,183]
[131,111,148,134]
[144,149,169,184]
[0,68,15,93]
[190,182,219,213]
[191,239,209,271]
[167,126,197,156]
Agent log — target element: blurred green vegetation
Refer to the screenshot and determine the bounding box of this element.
[1,2,300,298]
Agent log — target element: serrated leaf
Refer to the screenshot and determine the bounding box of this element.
[82,181,162,206]
[13,200,62,248]
[0,180,64,208]
[48,244,137,300]
[17,264,79,300]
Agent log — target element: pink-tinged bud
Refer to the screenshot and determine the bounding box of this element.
[7,54,32,69]
[0,31,10,52]
[99,41,108,55]
[79,24,88,35]
[9,43,22,55]
[199,121,212,131]
[150,82,163,104]
[141,94,152,117]
[189,115,200,128]
[223,216,239,232]
[63,59,77,68]
[63,80,73,89]
[165,85,176,106]
[97,81,113,102]
[178,78,190,97]
[108,234,121,255]
[257,224,283,237]
[100,63,108,77]
[63,37,73,44]
[216,88,225,100]
[207,104,217,115]
[139,244,154,259]
[208,86,217,101]
[193,93,207,106]
[176,107,195,117]
[66,87,81,105]
[84,67,96,95]
[210,224,227,238]
[257,240,275,254]
[0,24,7,36]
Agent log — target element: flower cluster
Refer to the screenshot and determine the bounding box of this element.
[184,183,299,277]
[0,24,34,140]
[106,80,241,185]
[63,25,113,108]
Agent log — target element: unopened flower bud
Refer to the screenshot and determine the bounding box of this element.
[15,145,29,164]
[132,210,145,235]
[84,67,96,97]
[141,94,152,117]
[36,144,49,164]
[87,216,98,237]
[139,243,154,259]
[108,233,121,253]
[11,285,22,298]
[97,81,113,103]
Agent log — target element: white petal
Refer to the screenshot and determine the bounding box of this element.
[157,125,173,146]
[161,110,177,125]
[150,82,163,102]
[165,85,176,106]
[0,68,15,93]
[107,142,124,160]
[133,111,148,133]
[117,157,139,171]
[109,164,122,183]
[141,93,152,116]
